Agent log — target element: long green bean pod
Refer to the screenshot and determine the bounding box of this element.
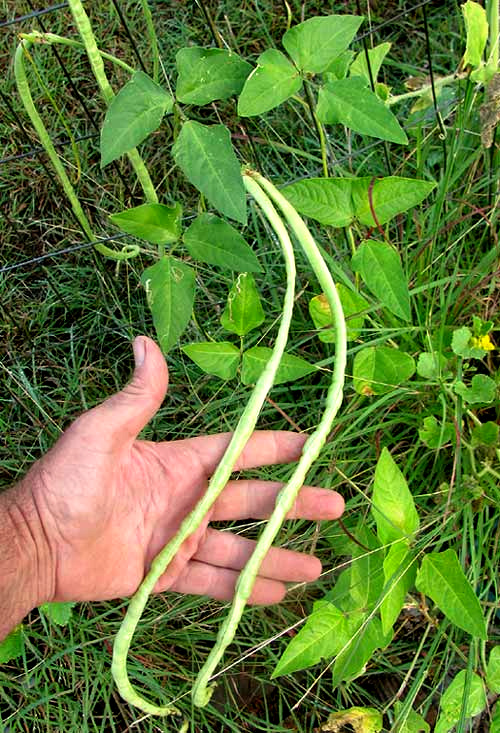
[67,0,158,203]
[111,180,297,716]
[14,42,139,262]
[192,171,347,707]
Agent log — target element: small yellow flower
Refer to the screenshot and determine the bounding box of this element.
[470,334,495,351]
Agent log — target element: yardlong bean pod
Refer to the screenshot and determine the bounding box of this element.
[67,0,158,203]
[111,178,297,715]
[14,42,139,262]
[192,170,347,707]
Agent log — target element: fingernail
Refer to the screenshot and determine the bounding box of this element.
[133,337,146,368]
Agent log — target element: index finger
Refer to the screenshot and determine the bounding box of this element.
[168,430,307,476]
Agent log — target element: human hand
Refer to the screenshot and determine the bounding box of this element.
[11,337,344,612]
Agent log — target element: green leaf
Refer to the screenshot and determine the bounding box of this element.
[317,78,408,144]
[419,416,455,449]
[282,178,353,227]
[371,448,420,545]
[451,326,492,358]
[350,177,436,227]
[109,202,182,245]
[176,47,251,105]
[462,1,488,69]
[491,703,500,733]
[332,615,391,687]
[282,14,363,73]
[172,121,246,224]
[272,601,347,677]
[182,342,240,380]
[350,42,391,84]
[325,567,355,612]
[348,527,384,611]
[471,421,499,447]
[323,707,383,733]
[309,286,368,343]
[417,351,449,380]
[353,346,416,396]
[0,625,24,663]
[486,646,500,693]
[241,347,316,386]
[141,256,195,353]
[237,49,302,117]
[393,702,430,733]
[183,214,261,272]
[435,670,487,733]
[220,273,265,336]
[454,375,497,404]
[380,541,417,635]
[100,71,173,167]
[39,601,76,626]
[352,240,411,321]
[324,50,355,80]
[416,549,487,639]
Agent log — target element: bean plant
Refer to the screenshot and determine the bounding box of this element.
[4,0,499,727]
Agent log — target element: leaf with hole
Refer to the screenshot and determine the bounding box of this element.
[272,600,348,677]
[220,273,265,336]
[380,540,416,635]
[353,346,415,396]
[309,286,368,343]
[141,256,195,354]
[0,625,24,663]
[349,42,391,84]
[237,49,302,117]
[371,448,420,545]
[241,347,316,386]
[416,549,487,639]
[176,47,251,105]
[109,202,182,245]
[282,14,363,73]
[172,121,247,224]
[100,71,173,167]
[184,214,261,272]
[461,0,488,69]
[39,601,76,626]
[182,342,240,380]
[317,78,408,144]
[352,240,411,321]
[435,670,486,733]
[350,177,436,227]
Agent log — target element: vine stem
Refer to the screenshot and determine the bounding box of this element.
[67,0,158,203]
[111,176,297,716]
[14,41,139,262]
[191,171,347,707]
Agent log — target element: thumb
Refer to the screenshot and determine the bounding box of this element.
[93,336,168,442]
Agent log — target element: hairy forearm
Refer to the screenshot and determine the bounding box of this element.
[0,476,53,640]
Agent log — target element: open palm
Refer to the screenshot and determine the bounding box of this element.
[29,337,344,607]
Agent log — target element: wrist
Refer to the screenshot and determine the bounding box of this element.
[0,470,55,640]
